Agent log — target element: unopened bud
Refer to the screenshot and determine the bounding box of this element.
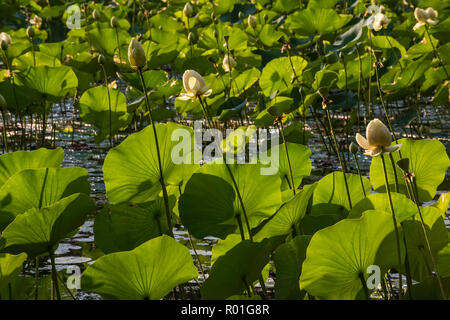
[349,142,358,155]
[92,9,100,20]
[188,32,196,43]
[248,15,257,29]
[26,26,35,39]
[98,54,105,65]
[183,2,194,18]
[111,16,119,28]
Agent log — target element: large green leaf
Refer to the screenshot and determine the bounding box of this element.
[103,123,198,204]
[311,171,371,216]
[0,193,95,257]
[0,148,64,188]
[0,167,90,231]
[180,161,283,238]
[201,239,276,300]
[264,142,312,192]
[179,173,236,239]
[300,209,401,300]
[287,8,352,36]
[259,56,307,97]
[369,138,450,202]
[78,86,131,144]
[403,206,448,281]
[348,192,417,222]
[254,184,316,241]
[89,27,130,56]
[17,65,78,101]
[81,235,198,300]
[94,199,171,254]
[0,253,27,290]
[273,235,311,300]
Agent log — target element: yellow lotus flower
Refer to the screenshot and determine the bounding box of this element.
[128,38,147,70]
[178,70,212,101]
[355,118,402,157]
[222,55,236,72]
[413,7,438,30]
[372,13,390,32]
[0,32,12,47]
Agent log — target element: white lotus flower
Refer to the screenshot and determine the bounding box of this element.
[0,32,12,47]
[222,55,236,72]
[178,70,212,101]
[128,38,147,70]
[413,7,438,30]
[355,119,402,157]
[372,13,390,31]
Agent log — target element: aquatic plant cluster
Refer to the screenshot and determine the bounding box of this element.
[0,0,449,301]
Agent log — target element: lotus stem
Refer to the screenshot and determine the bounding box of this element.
[351,153,366,197]
[359,273,370,300]
[101,65,113,148]
[367,30,373,118]
[324,106,352,209]
[277,121,296,196]
[405,175,446,300]
[380,153,403,299]
[49,250,61,300]
[388,153,400,193]
[114,27,122,64]
[401,227,414,299]
[425,25,449,79]
[199,95,267,299]
[1,108,8,152]
[137,67,174,238]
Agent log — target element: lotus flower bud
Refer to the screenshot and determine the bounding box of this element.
[92,9,100,20]
[187,32,196,43]
[1,40,8,51]
[0,94,6,110]
[111,16,119,28]
[238,11,244,20]
[26,26,35,39]
[178,69,212,101]
[183,2,193,18]
[349,142,358,155]
[355,118,402,157]
[0,32,12,48]
[222,55,236,72]
[98,54,105,65]
[128,38,147,70]
[248,15,257,29]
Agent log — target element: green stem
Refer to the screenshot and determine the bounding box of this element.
[277,122,296,196]
[425,25,449,79]
[101,65,113,148]
[406,176,446,300]
[325,107,352,209]
[352,153,366,197]
[138,67,174,238]
[114,27,122,63]
[359,273,369,300]
[380,153,403,299]
[49,250,60,300]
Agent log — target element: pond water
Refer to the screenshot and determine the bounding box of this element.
[6,98,449,300]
